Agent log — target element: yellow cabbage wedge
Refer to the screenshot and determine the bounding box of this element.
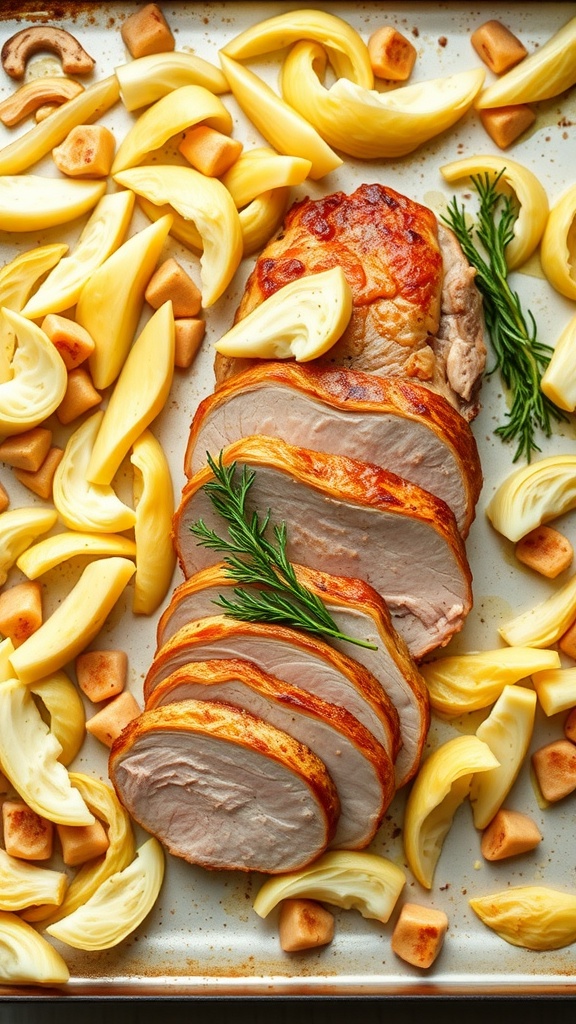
[253,851,406,923]
[0,175,106,232]
[115,51,229,111]
[77,213,173,391]
[540,184,576,301]
[46,837,165,951]
[8,557,136,685]
[0,678,94,826]
[541,313,576,411]
[469,685,537,830]
[487,454,576,543]
[0,243,67,382]
[113,166,242,307]
[532,666,576,717]
[0,506,57,586]
[440,155,549,270]
[111,84,233,174]
[221,7,374,87]
[30,671,86,766]
[130,429,176,615]
[0,74,120,175]
[22,190,136,320]
[499,572,576,649]
[86,301,175,487]
[23,772,135,926]
[221,147,312,209]
[214,267,353,362]
[281,40,484,160]
[476,15,576,109]
[469,886,576,950]
[0,848,67,913]
[137,196,203,252]
[403,734,499,889]
[0,309,67,436]
[0,911,69,985]
[17,531,137,580]
[239,188,290,256]
[420,646,560,717]
[52,411,136,534]
[218,53,342,180]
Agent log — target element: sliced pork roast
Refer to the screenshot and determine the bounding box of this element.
[156,563,429,788]
[185,363,482,536]
[146,659,395,850]
[144,615,401,764]
[172,435,473,659]
[213,184,486,420]
[109,700,340,873]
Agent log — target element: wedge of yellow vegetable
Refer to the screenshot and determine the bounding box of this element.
[0,308,67,435]
[487,454,576,543]
[470,686,536,829]
[219,53,342,181]
[0,506,58,586]
[281,41,484,160]
[214,267,353,362]
[253,850,405,922]
[0,678,94,825]
[476,15,576,109]
[499,572,576,648]
[0,175,106,232]
[532,667,576,717]
[420,646,560,716]
[0,244,67,382]
[130,429,176,615]
[239,188,290,256]
[30,671,86,766]
[470,886,576,950]
[46,837,165,951]
[541,314,576,411]
[86,302,175,487]
[0,911,69,984]
[540,184,576,301]
[403,734,499,889]
[221,147,312,209]
[115,51,229,111]
[112,84,233,174]
[52,411,136,534]
[0,849,67,913]
[22,190,136,320]
[8,557,136,685]
[17,530,137,579]
[136,196,203,252]
[113,166,242,307]
[77,213,173,390]
[221,7,374,87]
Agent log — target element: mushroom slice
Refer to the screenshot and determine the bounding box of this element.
[0,911,69,984]
[0,76,84,126]
[1,26,95,79]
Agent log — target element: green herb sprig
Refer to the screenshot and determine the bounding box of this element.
[189,452,377,650]
[442,171,567,462]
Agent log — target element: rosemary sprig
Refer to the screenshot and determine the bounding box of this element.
[189,452,377,651]
[442,171,567,462]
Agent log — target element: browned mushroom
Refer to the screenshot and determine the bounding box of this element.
[1,26,95,80]
[0,76,85,126]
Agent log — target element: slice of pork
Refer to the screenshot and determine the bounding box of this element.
[109,699,340,874]
[147,659,395,850]
[156,562,429,788]
[185,363,482,536]
[144,614,401,764]
[173,435,473,659]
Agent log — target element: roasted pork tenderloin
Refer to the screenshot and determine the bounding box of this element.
[172,435,473,659]
[109,700,340,873]
[146,659,396,850]
[156,563,429,788]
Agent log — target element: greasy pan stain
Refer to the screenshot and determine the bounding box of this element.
[0,1,120,24]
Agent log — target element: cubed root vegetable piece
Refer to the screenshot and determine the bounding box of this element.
[559,620,576,660]
[174,318,205,369]
[13,446,63,501]
[367,26,417,81]
[178,125,243,177]
[52,124,116,178]
[56,367,101,425]
[145,258,202,318]
[479,104,536,149]
[0,580,42,647]
[85,691,141,748]
[565,707,576,743]
[56,819,110,866]
[76,649,128,703]
[481,808,542,861]
[515,525,573,579]
[0,482,8,513]
[121,2,175,58]
[2,799,54,861]
[278,898,335,952]
[41,314,95,370]
[470,20,528,75]
[391,903,448,969]
[0,426,52,472]
[532,739,576,802]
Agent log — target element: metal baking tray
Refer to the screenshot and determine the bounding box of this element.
[1,0,575,998]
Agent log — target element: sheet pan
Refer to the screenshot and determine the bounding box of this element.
[0,0,575,997]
